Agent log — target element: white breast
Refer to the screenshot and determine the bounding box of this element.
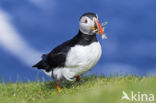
[65,42,102,76]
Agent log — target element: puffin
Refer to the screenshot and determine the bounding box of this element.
[33,12,104,91]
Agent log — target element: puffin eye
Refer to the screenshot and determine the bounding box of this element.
[85,19,88,23]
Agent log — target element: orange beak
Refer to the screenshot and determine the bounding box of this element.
[95,19,104,35]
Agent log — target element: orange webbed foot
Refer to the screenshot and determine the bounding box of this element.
[56,84,61,92]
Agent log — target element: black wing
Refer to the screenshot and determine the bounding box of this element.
[33,39,73,72]
[46,44,70,68]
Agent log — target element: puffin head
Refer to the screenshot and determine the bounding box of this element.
[79,12,104,35]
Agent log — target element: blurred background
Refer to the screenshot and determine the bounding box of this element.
[0,0,156,82]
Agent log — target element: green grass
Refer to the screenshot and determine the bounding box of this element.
[0,75,156,103]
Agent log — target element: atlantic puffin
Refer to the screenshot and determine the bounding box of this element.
[33,12,104,91]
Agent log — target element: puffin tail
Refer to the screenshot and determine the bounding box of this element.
[32,60,49,70]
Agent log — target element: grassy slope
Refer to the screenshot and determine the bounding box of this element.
[0,75,156,103]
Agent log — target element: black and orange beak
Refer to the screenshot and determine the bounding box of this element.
[94,18,104,35]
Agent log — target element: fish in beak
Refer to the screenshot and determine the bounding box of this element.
[91,18,107,39]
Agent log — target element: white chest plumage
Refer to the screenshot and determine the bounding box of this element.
[51,42,102,81]
[66,42,102,73]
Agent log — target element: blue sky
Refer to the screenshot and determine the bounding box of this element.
[0,0,156,82]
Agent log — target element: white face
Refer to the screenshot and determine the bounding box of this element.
[79,16,97,35]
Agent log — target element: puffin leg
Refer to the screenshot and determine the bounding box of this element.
[55,80,62,92]
[76,75,80,82]
[51,71,61,92]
